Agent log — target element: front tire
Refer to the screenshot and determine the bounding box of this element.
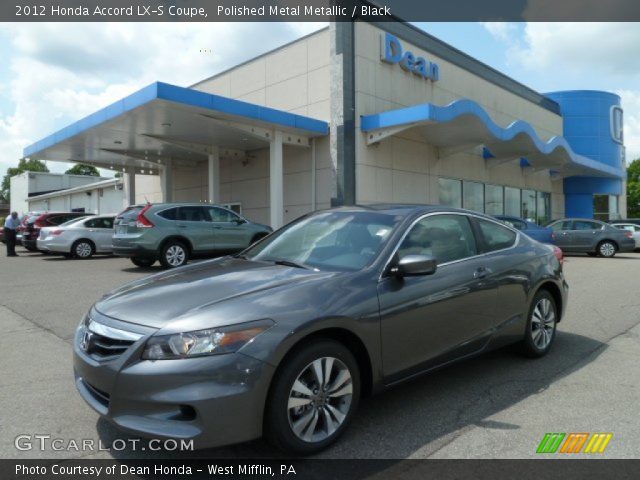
[159,241,189,268]
[265,340,360,455]
[597,240,617,258]
[521,290,557,358]
[72,240,95,259]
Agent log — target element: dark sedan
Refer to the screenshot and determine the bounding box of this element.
[547,218,635,257]
[73,205,567,454]
[495,215,554,244]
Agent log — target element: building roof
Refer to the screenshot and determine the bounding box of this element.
[27,177,121,201]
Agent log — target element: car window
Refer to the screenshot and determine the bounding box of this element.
[117,206,144,222]
[177,206,206,222]
[476,218,517,252]
[157,207,179,221]
[397,214,477,265]
[207,207,238,223]
[501,218,526,230]
[574,221,602,230]
[549,221,572,232]
[84,217,114,229]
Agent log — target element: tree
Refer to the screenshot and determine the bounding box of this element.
[1,158,49,203]
[628,158,640,217]
[65,163,100,176]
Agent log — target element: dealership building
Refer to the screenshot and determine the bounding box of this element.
[23,20,627,228]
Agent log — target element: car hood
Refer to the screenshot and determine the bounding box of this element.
[94,257,334,329]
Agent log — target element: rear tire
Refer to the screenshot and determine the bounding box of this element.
[265,340,360,455]
[131,257,155,268]
[521,290,558,358]
[72,240,95,259]
[159,241,189,268]
[597,240,617,258]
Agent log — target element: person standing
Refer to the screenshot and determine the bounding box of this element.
[4,211,20,257]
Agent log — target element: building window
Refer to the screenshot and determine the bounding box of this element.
[611,106,624,144]
[438,178,462,208]
[484,184,504,215]
[521,189,537,220]
[594,194,620,221]
[463,181,484,213]
[536,191,551,225]
[504,187,520,217]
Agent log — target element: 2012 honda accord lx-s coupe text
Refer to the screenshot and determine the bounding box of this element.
[74,205,568,454]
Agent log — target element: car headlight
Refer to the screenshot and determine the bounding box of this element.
[141,319,274,360]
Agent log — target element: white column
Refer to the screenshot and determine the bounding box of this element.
[160,158,173,203]
[125,169,136,206]
[208,146,220,204]
[270,130,284,229]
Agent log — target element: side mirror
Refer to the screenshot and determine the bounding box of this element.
[391,254,437,277]
[233,218,246,225]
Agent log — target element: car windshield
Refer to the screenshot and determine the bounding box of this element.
[242,211,402,272]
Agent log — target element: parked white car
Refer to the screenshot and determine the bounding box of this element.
[37,215,116,258]
[611,223,640,249]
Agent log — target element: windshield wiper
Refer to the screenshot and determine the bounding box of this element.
[272,259,309,270]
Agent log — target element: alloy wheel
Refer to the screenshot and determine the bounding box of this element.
[599,242,615,257]
[531,297,555,350]
[165,245,186,266]
[75,242,92,258]
[287,357,353,443]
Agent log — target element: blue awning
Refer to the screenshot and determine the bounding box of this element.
[24,82,328,172]
[361,99,624,179]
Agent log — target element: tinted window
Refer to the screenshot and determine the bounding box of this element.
[477,218,517,252]
[178,206,206,222]
[438,178,462,208]
[485,185,504,215]
[158,207,179,221]
[463,181,484,213]
[397,214,477,265]
[117,206,144,221]
[207,207,238,223]
[549,221,572,232]
[574,221,602,230]
[504,187,520,217]
[501,218,527,231]
[85,217,114,229]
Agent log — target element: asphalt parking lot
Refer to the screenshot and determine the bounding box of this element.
[1,246,639,459]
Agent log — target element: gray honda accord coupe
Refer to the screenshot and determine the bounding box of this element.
[73,205,568,454]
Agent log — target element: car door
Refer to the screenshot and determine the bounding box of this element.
[572,220,603,250]
[176,206,215,252]
[549,220,574,249]
[206,206,250,249]
[87,217,115,251]
[378,213,498,383]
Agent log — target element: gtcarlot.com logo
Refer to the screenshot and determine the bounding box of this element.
[536,432,613,454]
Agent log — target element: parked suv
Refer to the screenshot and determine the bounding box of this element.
[546,218,635,257]
[112,203,272,268]
[22,212,89,251]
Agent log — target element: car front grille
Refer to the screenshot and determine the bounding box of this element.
[80,317,144,361]
[82,380,111,407]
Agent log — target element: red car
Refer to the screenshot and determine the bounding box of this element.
[22,212,88,251]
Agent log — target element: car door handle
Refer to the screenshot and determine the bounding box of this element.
[177,224,187,228]
[212,225,222,229]
[473,267,492,279]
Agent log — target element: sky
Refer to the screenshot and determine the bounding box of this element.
[0,22,638,179]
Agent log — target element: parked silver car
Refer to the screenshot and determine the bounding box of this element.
[38,215,116,259]
[611,223,640,249]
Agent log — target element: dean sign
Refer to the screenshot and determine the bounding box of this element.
[380,32,439,82]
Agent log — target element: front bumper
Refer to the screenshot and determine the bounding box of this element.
[73,314,275,449]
